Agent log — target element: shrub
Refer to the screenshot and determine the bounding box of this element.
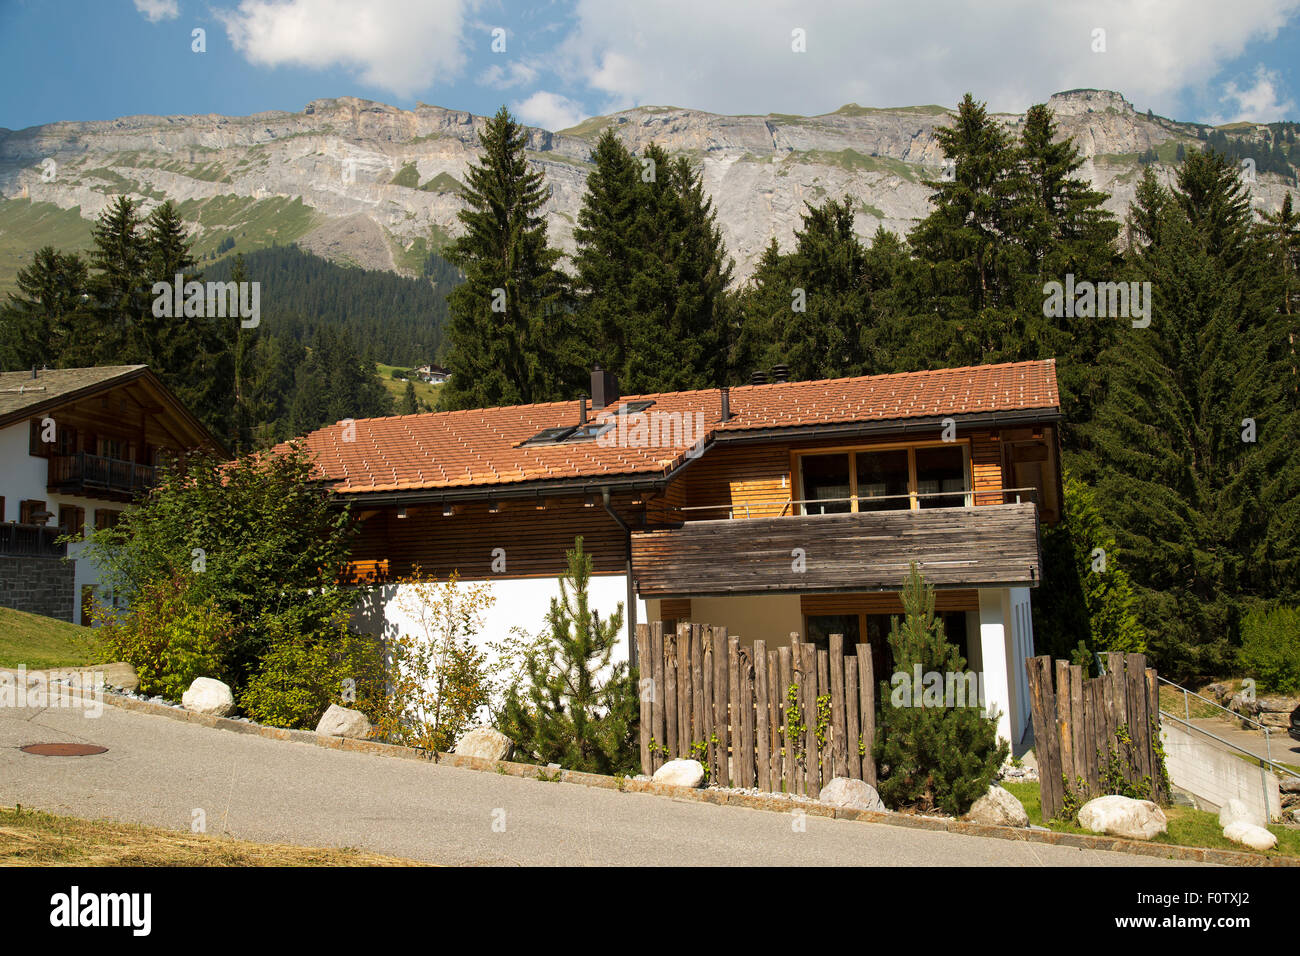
[371,571,495,751]
[1239,605,1300,694]
[497,536,640,774]
[240,614,385,729]
[96,575,234,700]
[872,564,1008,815]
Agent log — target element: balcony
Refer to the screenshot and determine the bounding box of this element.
[0,523,66,557]
[48,453,157,502]
[631,500,1041,597]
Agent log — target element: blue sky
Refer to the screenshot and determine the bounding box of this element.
[2,0,1298,132]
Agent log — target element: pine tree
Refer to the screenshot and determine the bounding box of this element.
[439,107,575,409]
[0,246,91,368]
[88,195,149,360]
[399,379,419,415]
[498,536,639,774]
[872,564,1008,815]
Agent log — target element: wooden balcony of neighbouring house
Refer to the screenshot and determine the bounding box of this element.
[47,452,157,502]
[631,491,1042,598]
[0,522,67,558]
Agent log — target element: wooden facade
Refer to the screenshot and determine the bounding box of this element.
[340,422,1060,590]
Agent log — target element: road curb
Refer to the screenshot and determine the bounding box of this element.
[94,691,1296,867]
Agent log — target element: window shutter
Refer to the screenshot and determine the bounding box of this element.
[20,499,46,524]
[29,419,51,458]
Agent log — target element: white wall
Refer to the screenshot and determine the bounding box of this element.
[349,573,646,670]
[0,421,118,623]
[1162,720,1282,824]
[975,586,1036,752]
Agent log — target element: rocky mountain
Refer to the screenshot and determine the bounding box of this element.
[1,89,1296,292]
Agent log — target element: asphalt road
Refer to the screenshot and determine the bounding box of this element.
[0,698,1195,866]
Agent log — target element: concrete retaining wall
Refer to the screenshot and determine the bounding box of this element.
[1162,720,1282,825]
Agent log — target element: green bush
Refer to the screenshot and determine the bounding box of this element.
[872,564,1008,815]
[96,575,235,700]
[240,614,385,730]
[1239,605,1300,694]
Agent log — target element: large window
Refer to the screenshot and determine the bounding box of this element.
[798,443,970,515]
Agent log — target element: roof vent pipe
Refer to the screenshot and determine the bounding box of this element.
[720,386,731,423]
[578,396,588,425]
[750,370,768,386]
[772,364,789,383]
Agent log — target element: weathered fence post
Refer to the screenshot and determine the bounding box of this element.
[844,656,861,780]
[856,642,876,786]
[636,623,651,775]
[713,626,729,786]
[650,621,665,773]
[829,634,848,780]
[755,639,770,792]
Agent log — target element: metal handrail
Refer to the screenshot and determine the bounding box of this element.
[1157,674,1279,766]
[673,487,1041,519]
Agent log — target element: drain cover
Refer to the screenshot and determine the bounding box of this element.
[20,743,108,757]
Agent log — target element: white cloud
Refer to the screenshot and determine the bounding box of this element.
[134,0,179,22]
[480,59,540,90]
[513,90,588,131]
[1213,65,1297,122]
[217,0,476,98]
[556,0,1300,118]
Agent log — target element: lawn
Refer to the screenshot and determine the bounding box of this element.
[0,806,423,866]
[1000,780,1300,859]
[0,607,102,669]
[376,363,443,411]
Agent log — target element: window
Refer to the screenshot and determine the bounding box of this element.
[97,436,128,461]
[854,449,910,511]
[94,509,124,531]
[58,505,86,539]
[800,454,852,514]
[29,419,51,458]
[797,443,970,514]
[915,445,967,509]
[19,499,48,525]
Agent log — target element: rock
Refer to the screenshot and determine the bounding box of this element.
[1257,695,1299,713]
[652,758,705,788]
[453,727,514,762]
[1205,683,1230,703]
[1019,750,1039,772]
[181,677,234,717]
[964,785,1029,827]
[1230,693,1261,716]
[1259,712,1290,729]
[1217,798,1253,828]
[315,703,371,739]
[818,777,886,811]
[1223,821,1278,851]
[93,662,139,693]
[1280,775,1300,794]
[1077,795,1168,840]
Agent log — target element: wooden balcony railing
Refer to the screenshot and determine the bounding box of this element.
[0,523,67,557]
[48,453,157,500]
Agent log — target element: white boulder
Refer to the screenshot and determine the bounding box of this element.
[652,758,706,788]
[181,677,234,717]
[1217,798,1253,828]
[453,727,514,761]
[1223,821,1278,851]
[818,777,886,812]
[315,703,371,739]
[964,785,1029,827]
[1077,795,1168,840]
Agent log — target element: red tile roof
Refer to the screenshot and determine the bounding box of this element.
[286,360,1059,494]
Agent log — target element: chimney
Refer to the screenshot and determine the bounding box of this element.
[720,386,731,422]
[772,364,789,383]
[591,365,619,410]
[750,370,768,386]
[30,366,37,380]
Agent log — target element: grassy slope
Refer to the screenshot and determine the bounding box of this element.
[0,607,101,669]
[0,806,424,866]
[377,363,443,410]
[1001,780,1300,858]
[0,198,96,298]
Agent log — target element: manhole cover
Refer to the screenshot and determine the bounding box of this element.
[19,743,108,757]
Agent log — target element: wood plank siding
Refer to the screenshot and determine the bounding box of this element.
[630,502,1041,597]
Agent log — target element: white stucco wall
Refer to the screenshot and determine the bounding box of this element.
[976,586,1036,751]
[0,420,118,623]
[349,573,646,671]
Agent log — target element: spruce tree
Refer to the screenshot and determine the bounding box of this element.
[0,246,91,368]
[498,536,639,774]
[88,195,149,361]
[872,564,1008,815]
[439,107,575,409]
[399,379,419,415]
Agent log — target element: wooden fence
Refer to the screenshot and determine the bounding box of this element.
[634,622,877,796]
[1026,651,1168,821]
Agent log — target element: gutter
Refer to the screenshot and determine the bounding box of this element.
[601,486,638,669]
[707,408,1062,447]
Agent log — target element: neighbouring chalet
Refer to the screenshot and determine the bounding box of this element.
[294,360,1062,748]
[0,366,227,624]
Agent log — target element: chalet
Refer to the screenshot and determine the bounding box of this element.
[0,366,227,624]
[295,360,1062,748]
